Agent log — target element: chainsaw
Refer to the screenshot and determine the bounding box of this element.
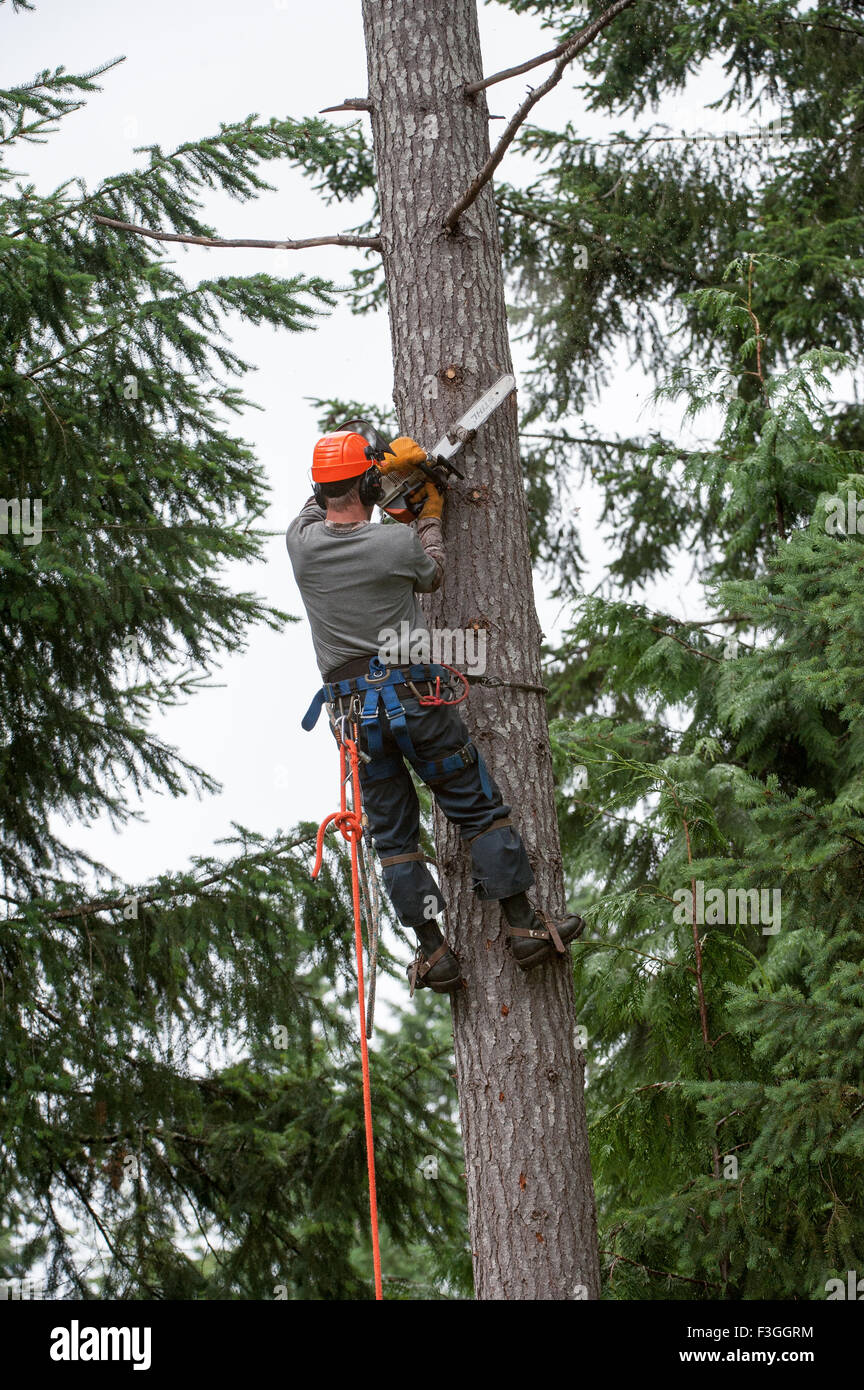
[335,373,516,523]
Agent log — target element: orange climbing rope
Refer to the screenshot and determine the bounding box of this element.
[417,663,470,707]
[311,721,383,1301]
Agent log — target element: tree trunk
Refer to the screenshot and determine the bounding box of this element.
[360,0,600,1300]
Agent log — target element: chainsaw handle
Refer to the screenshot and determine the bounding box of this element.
[419,456,464,483]
[377,454,463,520]
[415,459,445,487]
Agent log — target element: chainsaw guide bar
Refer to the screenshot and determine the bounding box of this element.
[376,373,517,520]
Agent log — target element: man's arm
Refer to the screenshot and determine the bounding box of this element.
[415,515,444,591]
[408,477,446,592]
[378,439,446,590]
[296,494,326,526]
[286,495,325,557]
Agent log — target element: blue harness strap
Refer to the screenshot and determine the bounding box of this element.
[361,683,385,756]
[411,741,494,797]
[375,679,417,764]
[301,661,441,732]
[301,688,328,731]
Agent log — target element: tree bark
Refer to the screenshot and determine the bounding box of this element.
[360,0,600,1300]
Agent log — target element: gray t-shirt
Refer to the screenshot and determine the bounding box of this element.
[285,498,438,678]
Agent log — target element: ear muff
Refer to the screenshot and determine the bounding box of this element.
[312,481,326,509]
[358,465,383,506]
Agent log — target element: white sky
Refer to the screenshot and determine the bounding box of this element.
[5,0,735,892]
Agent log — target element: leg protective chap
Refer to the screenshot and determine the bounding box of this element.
[379,850,445,930]
[466,817,535,902]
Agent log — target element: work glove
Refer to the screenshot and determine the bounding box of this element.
[414,479,445,521]
[379,435,427,476]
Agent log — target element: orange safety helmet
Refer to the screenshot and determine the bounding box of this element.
[311,431,373,483]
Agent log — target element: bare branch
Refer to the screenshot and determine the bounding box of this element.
[465,37,580,97]
[520,430,644,449]
[444,0,638,232]
[91,213,382,253]
[465,2,642,102]
[319,97,372,113]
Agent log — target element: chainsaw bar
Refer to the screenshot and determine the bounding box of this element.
[376,373,516,518]
[427,373,516,463]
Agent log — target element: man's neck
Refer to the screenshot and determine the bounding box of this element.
[325,502,374,526]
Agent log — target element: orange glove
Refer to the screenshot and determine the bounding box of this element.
[379,435,427,476]
[415,479,445,520]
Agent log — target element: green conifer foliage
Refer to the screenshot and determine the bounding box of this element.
[550,262,864,1298]
[478,1,864,1299]
[5,0,864,1299]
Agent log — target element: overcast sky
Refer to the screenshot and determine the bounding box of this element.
[6,0,731,893]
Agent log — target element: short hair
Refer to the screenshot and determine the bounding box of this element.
[320,476,363,512]
[320,476,362,501]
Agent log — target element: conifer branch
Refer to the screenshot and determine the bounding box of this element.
[602,1250,724,1290]
[91,213,382,253]
[571,798,647,831]
[667,773,732,1287]
[497,197,714,285]
[576,939,671,968]
[58,1162,161,1298]
[649,626,723,664]
[666,783,715,1077]
[444,0,638,230]
[776,16,864,39]
[6,833,316,926]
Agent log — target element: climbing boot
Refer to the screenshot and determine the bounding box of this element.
[500,891,585,971]
[406,920,462,996]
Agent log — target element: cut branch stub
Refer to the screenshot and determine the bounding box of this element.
[319,98,373,113]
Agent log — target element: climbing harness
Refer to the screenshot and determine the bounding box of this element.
[302,657,492,795]
[310,721,383,1301]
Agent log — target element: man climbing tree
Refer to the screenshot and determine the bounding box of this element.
[286,424,584,994]
[298,0,633,1299]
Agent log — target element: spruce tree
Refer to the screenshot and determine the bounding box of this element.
[552,261,864,1298]
[484,0,864,1297]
